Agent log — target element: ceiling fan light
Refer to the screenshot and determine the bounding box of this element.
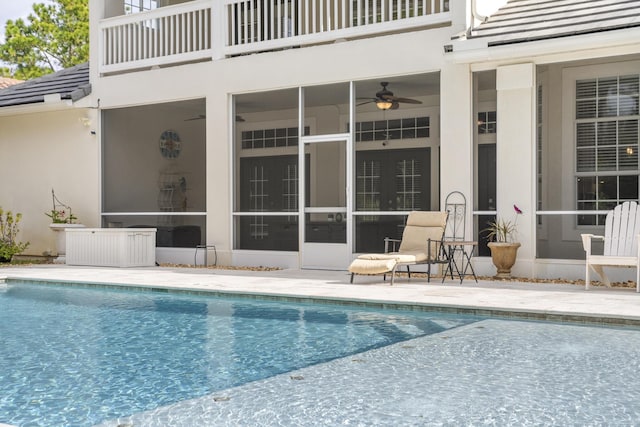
[376,99,393,110]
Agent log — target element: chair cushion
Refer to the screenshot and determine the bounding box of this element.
[348,258,397,275]
[357,250,427,263]
[397,211,447,253]
[405,211,448,228]
[388,250,428,263]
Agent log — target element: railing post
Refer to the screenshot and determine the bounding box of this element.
[212,0,226,60]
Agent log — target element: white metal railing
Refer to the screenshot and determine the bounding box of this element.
[100,1,212,74]
[99,0,450,74]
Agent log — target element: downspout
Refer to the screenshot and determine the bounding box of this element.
[468,0,488,35]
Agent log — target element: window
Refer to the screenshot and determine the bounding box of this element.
[124,0,157,14]
[356,159,381,212]
[354,117,429,142]
[395,159,423,210]
[477,111,496,134]
[231,0,295,45]
[352,0,449,25]
[575,75,639,225]
[242,126,309,149]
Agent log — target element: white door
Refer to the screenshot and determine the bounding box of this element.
[300,135,351,269]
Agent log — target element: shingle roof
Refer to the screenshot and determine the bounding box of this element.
[464,0,640,46]
[0,62,90,108]
[0,77,23,90]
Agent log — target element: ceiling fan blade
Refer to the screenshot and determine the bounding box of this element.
[390,97,422,104]
[184,114,206,121]
[356,100,375,106]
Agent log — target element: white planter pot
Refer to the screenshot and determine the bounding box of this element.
[49,223,86,264]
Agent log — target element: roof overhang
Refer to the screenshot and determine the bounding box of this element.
[0,98,83,117]
[446,26,640,67]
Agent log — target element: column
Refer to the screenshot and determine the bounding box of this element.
[496,62,536,276]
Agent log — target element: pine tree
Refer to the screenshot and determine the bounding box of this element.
[0,0,88,80]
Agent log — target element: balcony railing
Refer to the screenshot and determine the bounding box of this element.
[100,1,213,74]
[99,0,450,74]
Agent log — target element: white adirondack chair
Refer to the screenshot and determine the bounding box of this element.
[581,201,640,292]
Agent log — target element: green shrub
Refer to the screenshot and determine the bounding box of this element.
[0,208,29,262]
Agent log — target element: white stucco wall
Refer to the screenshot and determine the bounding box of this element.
[0,108,101,258]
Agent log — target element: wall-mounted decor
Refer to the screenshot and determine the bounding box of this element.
[159,129,181,159]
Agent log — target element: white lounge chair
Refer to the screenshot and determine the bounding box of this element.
[581,201,640,292]
[349,211,448,285]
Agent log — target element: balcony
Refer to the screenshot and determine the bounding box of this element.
[99,0,451,74]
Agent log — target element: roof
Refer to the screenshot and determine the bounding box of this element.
[463,0,640,47]
[0,77,23,90]
[0,62,90,108]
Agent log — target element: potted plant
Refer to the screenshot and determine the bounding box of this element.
[484,204,523,279]
[46,189,84,263]
[0,208,29,263]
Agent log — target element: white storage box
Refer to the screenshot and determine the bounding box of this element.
[65,228,157,267]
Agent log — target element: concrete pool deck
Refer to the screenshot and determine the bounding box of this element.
[1,264,638,325]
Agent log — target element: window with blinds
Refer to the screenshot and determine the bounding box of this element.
[575,75,639,225]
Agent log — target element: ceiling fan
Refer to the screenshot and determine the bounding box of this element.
[184,114,245,122]
[358,82,422,110]
[184,114,206,121]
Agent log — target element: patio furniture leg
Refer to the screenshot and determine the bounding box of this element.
[350,273,354,284]
[585,263,590,290]
[593,265,610,287]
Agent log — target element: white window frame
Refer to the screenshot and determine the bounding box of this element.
[559,60,640,242]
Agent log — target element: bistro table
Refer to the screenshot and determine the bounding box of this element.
[442,240,478,283]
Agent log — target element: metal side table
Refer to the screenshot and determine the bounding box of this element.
[442,240,478,284]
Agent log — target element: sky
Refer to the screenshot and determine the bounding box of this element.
[0,0,40,43]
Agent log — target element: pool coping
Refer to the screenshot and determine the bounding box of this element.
[4,274,640,328]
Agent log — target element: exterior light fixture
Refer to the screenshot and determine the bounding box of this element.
[376,99,393,110]
[626,147,634,155]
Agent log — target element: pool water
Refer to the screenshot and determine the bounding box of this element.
[111,318,640,427]
[0,283,479,426]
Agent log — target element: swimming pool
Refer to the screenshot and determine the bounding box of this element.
[0,282,479,426]
[2,282,640,426]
